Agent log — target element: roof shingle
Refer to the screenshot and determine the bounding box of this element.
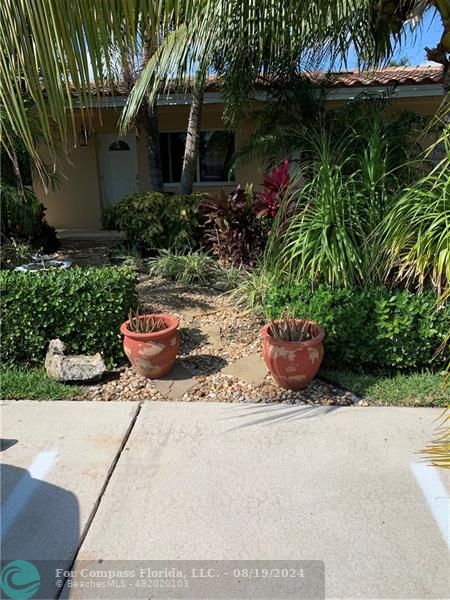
[68,65,444,97]
[326,65,443,87]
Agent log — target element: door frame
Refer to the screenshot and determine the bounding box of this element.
[97,133,139,210]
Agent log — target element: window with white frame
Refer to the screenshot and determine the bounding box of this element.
[160,130,235,184]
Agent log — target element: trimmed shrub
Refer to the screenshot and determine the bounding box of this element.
[0,267,137,367]
[102,192,204,253]
[264,283,450,372]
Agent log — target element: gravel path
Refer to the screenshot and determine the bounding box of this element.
[80,277,364,406]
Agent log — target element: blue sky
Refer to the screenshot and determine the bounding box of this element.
[391,8,442,65]
[346,7,442,68]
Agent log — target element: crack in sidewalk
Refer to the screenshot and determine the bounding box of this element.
[56,401,143,598]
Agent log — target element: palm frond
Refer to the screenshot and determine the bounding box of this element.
[2,0,423,171]
[421,404,450,469]
[0,0,183,171]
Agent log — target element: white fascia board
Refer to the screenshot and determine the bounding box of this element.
[75,83,444,108]
[158,92,223,105]
[73,96,128,108]
[74,92,224,108]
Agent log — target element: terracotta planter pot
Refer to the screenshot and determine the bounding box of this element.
[120,314,179,378]
[260,319,325,390]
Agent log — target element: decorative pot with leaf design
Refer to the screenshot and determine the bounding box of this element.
[260,318,325,390]
[120,313,179,378]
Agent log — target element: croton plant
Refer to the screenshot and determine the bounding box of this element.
[200,160,291,266]
[200,186,265,267]
[254,159,290,219]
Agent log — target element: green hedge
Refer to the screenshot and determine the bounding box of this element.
[103,192,204,252]
[1,267,137,367]
[264,283,450,372]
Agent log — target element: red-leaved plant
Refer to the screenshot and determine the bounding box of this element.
[254,159,290,219]
[200,186,266,267]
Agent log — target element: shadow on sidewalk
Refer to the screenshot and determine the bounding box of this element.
[1,462,80,599]
[221,402,340,431]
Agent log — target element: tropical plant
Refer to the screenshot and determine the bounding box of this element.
[263,99,427,289]
[231,73,327,169]
[421,406,450,468]
[330,95,425,181]
[147,249,219,285]
[147,248,249,288]
[0,237,33,270]
[1,98,61,251]
[200,185,266,266]
[4,0,448,173]
[110,244,147,271]
[370,1,449,76]
[267,130,377,287]
[1,185,59,253]
[382,160,449,293]
[420,284,449,469]
[127,309,168,333]
[103,192,203,253]
[381,106,450,293]
[179,70,207,195]
[213,264,248,291]
[268,316,312,342]
[254,160,290,219]
[113,37,166,192]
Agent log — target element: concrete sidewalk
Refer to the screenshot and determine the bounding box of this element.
[76,402,449,599]
[1,401,449,599]
[0,401,138,599]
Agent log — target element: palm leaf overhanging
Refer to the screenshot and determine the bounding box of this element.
[0,0,186,174]
[2,0,435,174]
[422,409,450,469]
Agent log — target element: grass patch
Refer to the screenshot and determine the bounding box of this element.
[1,367,81,401]
[320,369,449,408]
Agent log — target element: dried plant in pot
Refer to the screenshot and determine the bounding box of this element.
[120,309,180,378]
[260,315,325,390]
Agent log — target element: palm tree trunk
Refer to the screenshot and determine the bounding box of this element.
[141,96,164,192]
[10,146,25,198]
[180,74,205,195]
[140,37,164,193]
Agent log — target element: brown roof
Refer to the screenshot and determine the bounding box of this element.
[202,65,443,92]
[69,65,443,97]
[326,65,443,87]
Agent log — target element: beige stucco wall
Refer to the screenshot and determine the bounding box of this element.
[34,109,128,230]
[34,94,443,230]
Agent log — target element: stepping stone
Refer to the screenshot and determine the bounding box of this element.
[221,353,268,385]
[177,306,220,319]
[152,363,198,400]
[186,324,223,350]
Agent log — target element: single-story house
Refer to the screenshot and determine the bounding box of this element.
[34,65,446,231]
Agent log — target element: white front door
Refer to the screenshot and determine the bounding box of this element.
[98,133,138,206]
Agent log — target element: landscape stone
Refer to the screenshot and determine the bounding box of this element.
[152,363,198,400]
[45,339,107,383]
[221,353,268,385]
[186,323,223,350]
